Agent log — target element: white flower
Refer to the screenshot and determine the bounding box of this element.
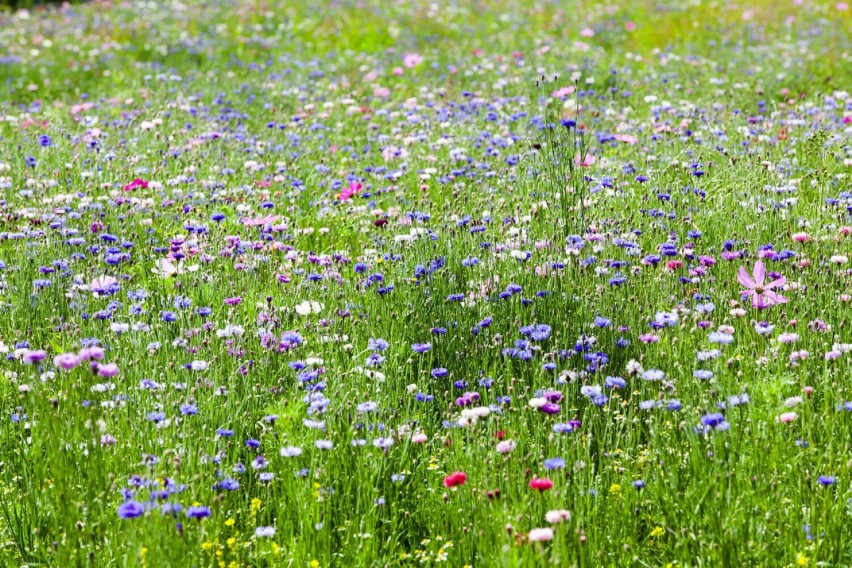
[295,301,324,316]
[784,396,804,407]
[110,323,130,335]
[151,258,199,277]
[280,446,303,457]
[189,360,208,371]
[528,397,547,409]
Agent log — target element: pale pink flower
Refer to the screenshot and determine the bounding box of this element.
[528,528,554,542]
[403,53,423,68]
[545,510,571,524]
[737,260,787,309]
[90,275,117,296]
[778,412,798,424]
[613,134,638,144]
[496,440,516,453]
[551,86,575,98]
[576,154,596,167]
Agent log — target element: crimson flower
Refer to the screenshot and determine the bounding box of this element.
[529,478,554,491]
[443,471,467,488]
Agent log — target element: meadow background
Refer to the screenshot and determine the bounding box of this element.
[0,0,850,566]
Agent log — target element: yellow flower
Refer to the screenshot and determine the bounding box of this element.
[310,560,320,568]
[650,526,665,538]
[796,553,808,567]
[250,498,262,512]
[201,542,214,552]
[226,537,237,548]
[224,517,235,527]
[140,548,148,557]
[609,483,622,495]
[271,543,280,555]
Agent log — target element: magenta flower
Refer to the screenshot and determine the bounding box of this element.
[737,260,787,309]
[338,181,362,201]
[122,178,149,192]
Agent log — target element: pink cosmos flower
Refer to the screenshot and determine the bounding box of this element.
[403,53,423,68]
[551,86,575,98]
[122,178,149,192]
[737,260,787,309]
[241,215,280,227]
[339,181,362,201]
[90,275,117,295]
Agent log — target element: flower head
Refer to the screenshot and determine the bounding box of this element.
[737,260,787,309]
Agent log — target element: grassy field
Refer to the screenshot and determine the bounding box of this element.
[0,0,850,566]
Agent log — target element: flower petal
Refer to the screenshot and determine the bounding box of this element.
[763,290,788,305]
[753,260,766,287]
[765,276,786,289]
[737,266,756,289]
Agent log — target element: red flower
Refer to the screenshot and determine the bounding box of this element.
[443,471,467,488]
[529,478,554,491]
[494,430,506,440]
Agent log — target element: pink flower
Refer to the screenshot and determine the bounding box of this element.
[575,154,596,167]
[411,433,428,444]
[551,86,575,98]
[79,346,105,361]
[241,215,280,227]
[528,528,554,542]
[403,53,423,68]
[339,181,362,202]
[496,440,516,453]
[545,509,571,524]
[529,478,554,491]
[122,178,148,192]
[97,363,120,378]
[443,471,467,488]
[90,275,117,295]
[778,412,798,424]
[54,353,81,370]
[737,260,787,309]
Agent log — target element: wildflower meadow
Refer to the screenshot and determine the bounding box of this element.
[0,0,850,566]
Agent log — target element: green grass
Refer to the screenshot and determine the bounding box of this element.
[0,0,850,566]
